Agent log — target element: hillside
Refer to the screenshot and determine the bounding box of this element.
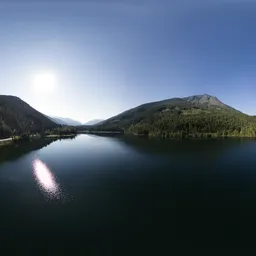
[0,95,58,139]
[94,94,256,138]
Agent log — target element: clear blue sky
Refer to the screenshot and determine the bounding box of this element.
[1,0,256,122]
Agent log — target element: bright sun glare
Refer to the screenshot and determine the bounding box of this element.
[33,73,57,94]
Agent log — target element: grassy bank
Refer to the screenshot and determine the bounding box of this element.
[0,139,13,146]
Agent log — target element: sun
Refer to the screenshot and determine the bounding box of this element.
[33,73,57,94]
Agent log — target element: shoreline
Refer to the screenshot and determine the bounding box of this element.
[78,131,256,140]
[78,131,123,136]
[45,134,77,138]
[0,138,13,146]
[0,134,77,147]
[1,133,256,147]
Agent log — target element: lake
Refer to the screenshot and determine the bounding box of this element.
[1,135,256,253]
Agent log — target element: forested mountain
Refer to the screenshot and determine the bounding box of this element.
[2,94,256,139]
[0,95,58,139]
[94,94,256,138]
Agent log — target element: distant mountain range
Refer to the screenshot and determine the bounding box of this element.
[83,119,104,126]
[49,116,82,126]
[48,117,103,126]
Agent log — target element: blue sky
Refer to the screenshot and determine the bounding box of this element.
[1,0,256,122]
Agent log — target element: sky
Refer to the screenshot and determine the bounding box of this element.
[1,0,256,122]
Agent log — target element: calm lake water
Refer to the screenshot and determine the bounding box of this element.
[1,135,256,253]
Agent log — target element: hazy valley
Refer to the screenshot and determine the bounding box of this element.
[1,94,256,140]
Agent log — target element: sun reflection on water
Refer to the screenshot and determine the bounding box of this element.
[33,159,62,200]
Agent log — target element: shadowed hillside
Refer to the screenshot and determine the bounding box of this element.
[0,95,58,139]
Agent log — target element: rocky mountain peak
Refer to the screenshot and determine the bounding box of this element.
[183,94,225,107]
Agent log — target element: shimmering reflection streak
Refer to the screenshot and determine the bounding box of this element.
[33,159,61,199]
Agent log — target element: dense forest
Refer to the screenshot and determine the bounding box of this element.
[16,126,77,140]
[125,110,256,138]
[0,95,57,139]
[92,95,256,138]
[44,126,77,136]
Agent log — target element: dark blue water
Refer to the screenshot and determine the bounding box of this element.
[1,135,256,253]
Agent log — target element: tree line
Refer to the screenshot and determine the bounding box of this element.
[0,121,77,140]
[125,111,256,138]
[94,109,256,138]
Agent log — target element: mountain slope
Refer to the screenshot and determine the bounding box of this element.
[50,116,82,126]
[95,94,256,137]
[84,119,104,126]
[183,94,241,112]
[0,95,58,138]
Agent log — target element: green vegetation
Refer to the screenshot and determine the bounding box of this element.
[44,126,77,137]
[0,127,77,146]
[17,127,77,139]
[0,95,57,139]
[89,95,256,139]
[2,93,256,140]
[0,138,13,147]
[125,109,256,138]
[0,95,78,140]
[0,122,12,139]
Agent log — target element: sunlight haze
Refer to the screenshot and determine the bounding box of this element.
[32,72,58,94]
